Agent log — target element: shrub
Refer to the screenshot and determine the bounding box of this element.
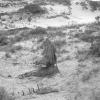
[49,0,71,5]
[80,1,88,10]
[81,72,91,82]
[14,36,22,42]
[7,27,47,44]
[34,0,47,5]
[78,33,95,43]
[88,1,100,11]
[85,29,95,35]
[0,36,9,46]
[49,31,66,37]
[5,52,11,58]
[95,16,100,24]
[10,45,22,53]
[89,40,100,57]
[37,36,44,42]
[30,27,47,35]
[77,0,100,11]
[54,39,66,49]
[81,67,100,82]
[19,4,46,14]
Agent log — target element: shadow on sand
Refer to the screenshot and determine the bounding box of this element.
[18,66,59,79]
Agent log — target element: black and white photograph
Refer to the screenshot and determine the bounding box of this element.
[0,0,100,100]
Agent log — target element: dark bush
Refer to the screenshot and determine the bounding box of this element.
[77,0,100,11]
[10,45,22,53]
[85,29,95,35]
[81,72,91,82]
[89,40,100,57]
[5,52,11,58]
[0,36,9,46]
[34,0,47,5]
[81,67,100,82]
[80,1,88,10]
[54,39,66,49]
[30,27,47,35]
[14,36,22,42]
[20,4,46,14]
[37,37,44,42]
[49,0,71,5]
[89,1,100,11]
[78,33,94,43]
[49,31,66,37]
[95,16,100,24]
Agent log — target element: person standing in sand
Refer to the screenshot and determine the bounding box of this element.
[36,36,57,68]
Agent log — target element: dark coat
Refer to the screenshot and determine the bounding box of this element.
[41,38,57,66]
